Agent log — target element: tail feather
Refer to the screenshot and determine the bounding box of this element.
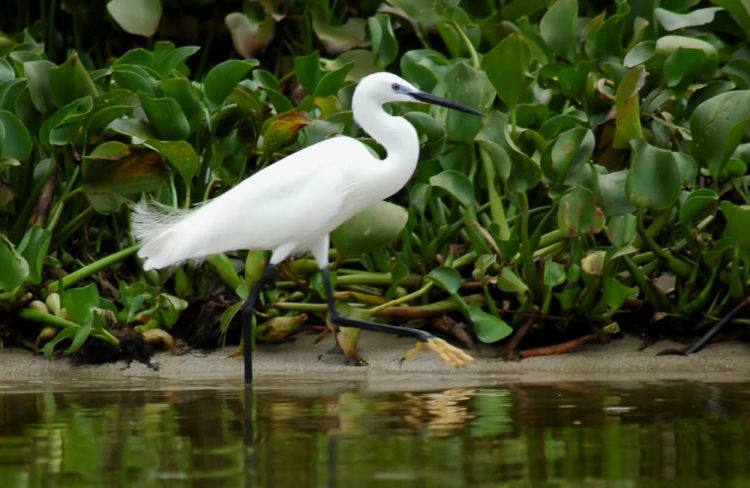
[131,200,199,270]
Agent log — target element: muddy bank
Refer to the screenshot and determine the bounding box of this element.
[1,332,749,388]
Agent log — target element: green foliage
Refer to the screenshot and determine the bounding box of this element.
[1,0,749,359]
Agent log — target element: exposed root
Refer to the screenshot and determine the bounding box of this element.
[500,317,535,361]
[519,333,607,358]
[401,337,475,368]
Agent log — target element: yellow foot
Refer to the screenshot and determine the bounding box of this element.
[402,337,475,368]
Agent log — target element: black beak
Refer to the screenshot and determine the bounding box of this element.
[410,91,484,116]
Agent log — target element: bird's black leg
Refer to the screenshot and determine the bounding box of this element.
[319,267,474,367]
[320,267,432,342]
[684,296,750,354]
[241,264,279,385]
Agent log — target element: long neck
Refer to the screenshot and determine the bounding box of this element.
[352,93,419,199]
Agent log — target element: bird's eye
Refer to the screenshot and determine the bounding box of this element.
[391,83,401,91]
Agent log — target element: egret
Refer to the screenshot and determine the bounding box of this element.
[132,72,481,384]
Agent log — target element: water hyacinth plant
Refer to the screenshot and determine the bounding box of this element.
[1,0,749,361]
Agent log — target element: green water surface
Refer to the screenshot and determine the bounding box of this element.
[0,378,748,487]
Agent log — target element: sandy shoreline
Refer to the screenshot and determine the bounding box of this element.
[0,333,748,389]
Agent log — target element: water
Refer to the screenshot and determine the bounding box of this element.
[0,378,748,487]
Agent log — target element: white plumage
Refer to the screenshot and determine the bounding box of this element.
[133,73,423,271]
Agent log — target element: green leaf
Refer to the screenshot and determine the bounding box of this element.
[408,182,432,213]
[157,78,202,129]
[16,226,51,285]
[543,260,566,287]
[313,15,367,54]
[0,59,14,83]
[65,320,92,354]
[498,268,529,298]
[606,213,637,247]
[434,62,494,143]
[655,7,723,31]
[107,117,156,140]
[469,303,513,343]
[404,111,446,159]
[624,41,655,67]
[585,0,630,59]
[598,170,636,216]
[39,96,94,147]
[663,47,718,87]
[711,0,750,32]
[23,59,55,113]
[722,201,750,263]
[107,0,162,37]
[48,51,98,107]
[83,141,169,195]
[0,110,31,161]
[138,92,190,140]
[111,64,157,94]
[690,90,750,178]
[41,327,77,359]
[225,12,275,59]
[613,66,645,149]
[294,52,323,92]
[477,140,511,181]
[61,283,100,325]
[679,188,719,227]
[428,266,462,295]
[558,186,605,236]
[601,278,636,313]
[477,111,541,192]
[330,201,408,257]
[368,13,398,67]
[0,234,29,293]
[152,42,200,78]
[482,34,530,110]
[144,139,199,185]
[430,170,475,207]
[329,50,380,82]
[400,49,450,92]
[541,127,595,183]
[540,0,578,60]
[204,59,258,106]
[312,62,353,98]
[626,139,682,210]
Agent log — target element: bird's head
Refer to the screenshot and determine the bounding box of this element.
[356,72,484,116]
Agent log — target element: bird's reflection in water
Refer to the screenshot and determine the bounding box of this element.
[1,380,749,486]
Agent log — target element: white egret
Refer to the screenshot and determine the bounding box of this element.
[132,72,481,384]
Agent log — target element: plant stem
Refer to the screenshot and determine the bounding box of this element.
[480,146,510,240]
[368,282,434,315]
[48,245,139,292]
[452,21,480,69]
[18,308,119,345]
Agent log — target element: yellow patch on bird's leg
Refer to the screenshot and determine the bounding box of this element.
[402,338,474,368]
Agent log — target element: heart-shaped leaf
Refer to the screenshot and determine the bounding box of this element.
[690,90,750,178]
[469,303,513,343]
[368,13,398,67]
[655,7,722,31]
[558,186,605,236]
[428,266,462,295]
[482,34,530,111]
[107,0,162,37]
[540,0,578,60]
[626,139,682,209]
[614,66,646,148]
[0,234,29,293]
[204,59,259,106]
[331,201,408,257]
[430,170,475,207]
[0,110,31,161]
